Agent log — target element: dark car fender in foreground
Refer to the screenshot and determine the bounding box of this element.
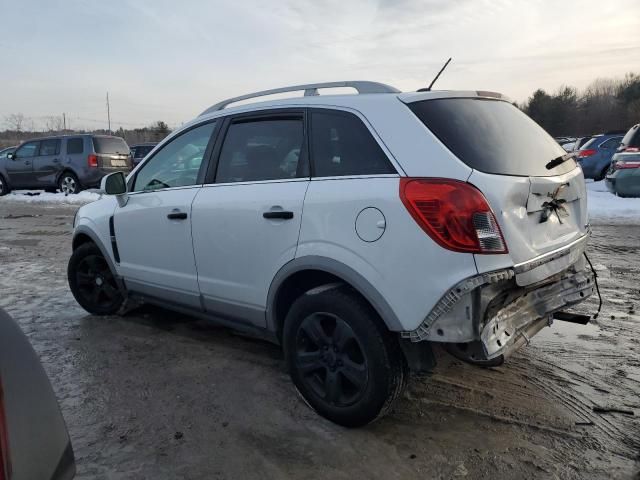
[0,308,75,480]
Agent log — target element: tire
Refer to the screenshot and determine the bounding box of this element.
[0,174,9,196]
[58,172,81,195]
[68,243,124,315]
[596,166,609,182]
[283,286,408,427]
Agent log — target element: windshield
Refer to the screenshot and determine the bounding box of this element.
[408,98,575,177]
[93,136,129,154]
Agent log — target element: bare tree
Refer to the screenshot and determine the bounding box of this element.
[44,115,64,133]
[5,113,26,133]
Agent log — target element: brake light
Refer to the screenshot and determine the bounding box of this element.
[0,380,11,480]
[87,154,98,168]
[400,178,507,254]
[578,149,596,158]
[614,161,640,170]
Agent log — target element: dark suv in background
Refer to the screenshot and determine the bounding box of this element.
[0,134,132,196]
[130,142,157,167]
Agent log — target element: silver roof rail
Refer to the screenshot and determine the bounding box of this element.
[199,81,400,116]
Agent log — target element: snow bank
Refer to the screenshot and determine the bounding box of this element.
[0,190,101,205]
[587,180,640,224]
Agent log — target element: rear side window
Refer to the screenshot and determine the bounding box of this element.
[93,136,129,154]
[621,124,640,149]
[215,117,305,183]
[599,137,621,149]
[66,138,84,154]
[409,98,575,177]
[310,111,395,177]
[39,139,60,155]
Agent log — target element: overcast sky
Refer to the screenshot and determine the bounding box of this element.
[1,0,639,131]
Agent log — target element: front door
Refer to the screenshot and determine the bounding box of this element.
[191,112,309,327]
[6,141,39,188]
[113,121,217,308]
[32,138,62,187]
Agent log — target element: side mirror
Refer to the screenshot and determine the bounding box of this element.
[7,152,15,160]
[101,171,127,195]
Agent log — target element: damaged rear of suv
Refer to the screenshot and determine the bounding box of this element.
[69,82,596,427]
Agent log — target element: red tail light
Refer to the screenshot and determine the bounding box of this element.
[87,154,98,168]
[614,161,640,170]
[400,178,508,254]
[578,149,596,158]
[623,147,639,152]
[0,380,11,480]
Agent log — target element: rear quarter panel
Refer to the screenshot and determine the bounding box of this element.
[297,176,478,332]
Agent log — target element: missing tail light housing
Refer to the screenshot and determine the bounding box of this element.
[87,154,98,168]
[0,380,11,480]
[400,178,507,254]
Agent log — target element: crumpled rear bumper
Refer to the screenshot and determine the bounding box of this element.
[480,267,594,358]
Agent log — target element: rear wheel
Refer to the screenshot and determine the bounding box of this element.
[596,166,609,181]
[0,175,9,196]
[68,243,123,315]
[59,172,81,195]
[283,286,408,427]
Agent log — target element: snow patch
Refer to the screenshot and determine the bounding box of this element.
[0,190,101,205]
[587,180,640,225]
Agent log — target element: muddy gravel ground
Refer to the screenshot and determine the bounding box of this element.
[0,200,639,480]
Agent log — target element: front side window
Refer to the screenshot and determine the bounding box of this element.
[15,141,39,158]
[310,111,395,177]
[66,138,84,154]
[133,122,215,192]
[39,139,60,156]
[215,117,305,183]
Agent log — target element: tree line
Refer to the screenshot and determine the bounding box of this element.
[0,119,172,150]
[519,72,640,137]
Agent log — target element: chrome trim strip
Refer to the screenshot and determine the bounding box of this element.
[513,234,589,274]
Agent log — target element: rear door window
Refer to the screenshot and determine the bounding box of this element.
[215,116,305,183]
[66,138,84,154]
[408,98,575,177]
[310,110,396,177]
[92,136,129,154]
[39,139,60,156]
[599,137,621,149]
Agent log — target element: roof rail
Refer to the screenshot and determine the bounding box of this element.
[199,81,400,116]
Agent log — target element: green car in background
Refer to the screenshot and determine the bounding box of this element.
[605,151,640,197]
[605,124,640,197]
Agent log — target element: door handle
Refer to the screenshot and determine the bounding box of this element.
[167,211,188,220]
[263,211,294,220]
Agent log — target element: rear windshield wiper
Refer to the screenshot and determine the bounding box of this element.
[546,152,576,170]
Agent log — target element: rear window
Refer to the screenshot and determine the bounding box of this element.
[620,124,640,149]
[408,98,575,177]
[92,136,129,154]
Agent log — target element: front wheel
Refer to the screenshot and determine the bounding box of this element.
[68,243,124,315]
[283,286,408,427]
[58,172,81,195]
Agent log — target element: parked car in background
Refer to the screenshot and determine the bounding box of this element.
[576,133,623,180]
[605,150,640,197]
[617,123,640,153]
[130,143,157,167]
[0,308,75,479]
[572,135,594,152]
[68,81,594,427]
[561,141,575,152]
[0,134,132,196]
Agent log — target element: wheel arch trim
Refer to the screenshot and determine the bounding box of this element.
[71,225,124,291]
[266,255,403,335]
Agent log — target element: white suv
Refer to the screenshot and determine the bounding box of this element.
[68,81,595,427]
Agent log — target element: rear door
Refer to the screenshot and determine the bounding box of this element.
[114,122,217,308]
[406,97,588,283]
[32,138,62,186]
[191,111,309,327]
[92,136,132,171]
[6,141,39,188]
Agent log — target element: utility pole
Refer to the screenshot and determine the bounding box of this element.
[63,113,66,131]
[106,92,111,133]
